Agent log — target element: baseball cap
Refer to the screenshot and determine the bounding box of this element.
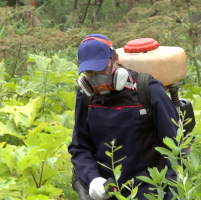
[78,34,114,75]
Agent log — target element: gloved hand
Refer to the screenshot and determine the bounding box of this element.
[89,177,110,200]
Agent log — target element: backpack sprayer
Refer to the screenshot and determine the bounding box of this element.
[117,38,195,141]
[72,38,195,200]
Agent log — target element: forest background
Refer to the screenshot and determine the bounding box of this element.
[0,0,201,200]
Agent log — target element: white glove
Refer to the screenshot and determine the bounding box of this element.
[89,177,110,200]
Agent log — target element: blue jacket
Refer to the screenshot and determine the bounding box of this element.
[68,70,179,200]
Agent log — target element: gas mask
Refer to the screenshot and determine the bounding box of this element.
[78,67,134,96]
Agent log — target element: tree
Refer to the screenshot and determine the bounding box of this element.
[127,0,134,13]
[127,0,134,22]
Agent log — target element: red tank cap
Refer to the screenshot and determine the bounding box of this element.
[124,38,159,53]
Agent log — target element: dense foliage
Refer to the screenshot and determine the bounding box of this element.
[0,54,79,199]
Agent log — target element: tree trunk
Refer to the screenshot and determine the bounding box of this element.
[127,0,134,22]
[31,0,36,7]
[127,0,134,13]
[81,0,91,24]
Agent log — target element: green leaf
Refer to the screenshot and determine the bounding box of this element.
[159,166,168,182]
[176,127,183,143]
[194,110,201,115]
[59,110,75,129]
[24,195,50,200]
[188,193,201,197]
[168,157,178,172]
[155,147,174,158]
[40,165,56,183]
[188,182,201,196]
[104,183,116,191]
[3,82,17,93]
[120,180,131,191]
[177,165,184,180]
[131,186,138,199]
[114,156,126,164]
[17,155,40,172]
[0,177,15,189]
[27,123,54,139]
[121,184,131,192]
[172,147,181,156]
[114,191,127,200]
[111,140,116,146]
[183,118,192,126]
[105,151,112,158]
[0,121,24,140]
[114,164,122,176]
[195,179,201,193]
[171,118,179,127]
[37,184,62,196]
[169,187,179,199]
[3,147,17,173]
[163,137,176,149]
[194,97,201,110]
[97,162,112,171]
[16,81,40,96]
[136,176,157,186]
[182,137,193,148]
[0,98,42,128]
[24,187,38,196]
[0,62,5,81]
[115,171,121,182]
[50,111,60,121]
[148,167,161,184]
[59,91,76,111]
[189,151,200,170]
[0,163,11,177]
[144,194,158,200]
[27,57,35,63]
[114,145,123,152]
[26,131,66,160]
[184,180,191,193]
[2,99,24,107]
[45,157,57,168]
[104,143,112,149]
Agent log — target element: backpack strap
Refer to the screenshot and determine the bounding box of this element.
[137,72,153,120]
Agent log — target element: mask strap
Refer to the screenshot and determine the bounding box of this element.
[106,48,115,86]
[128,71,134,90]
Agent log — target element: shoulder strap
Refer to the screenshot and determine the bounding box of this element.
[137,72,152,120]
[82,92,90,110]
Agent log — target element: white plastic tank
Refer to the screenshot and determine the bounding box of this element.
[116,38,187,86]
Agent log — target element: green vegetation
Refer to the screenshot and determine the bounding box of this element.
[0,0,201,199]
[0,55,79,199]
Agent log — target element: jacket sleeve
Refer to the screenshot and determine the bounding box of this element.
[149,80,179,141]
[68,88,101,187]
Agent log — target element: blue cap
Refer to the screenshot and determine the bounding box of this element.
[78,34,114,75]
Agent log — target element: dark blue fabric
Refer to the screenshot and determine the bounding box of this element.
[68,79,179,200]
[150,80,179,142]
[69,90,101,185]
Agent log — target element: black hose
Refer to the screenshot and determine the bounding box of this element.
[169,84,180,107]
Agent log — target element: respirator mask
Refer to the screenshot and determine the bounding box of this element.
[78,36,134,96]
[78,67,134,96]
